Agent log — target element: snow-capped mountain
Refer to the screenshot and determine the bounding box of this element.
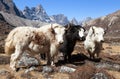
[23,5,70,25]
[23,5,51,23]
[50,14,69,25]
[70,18,79,25]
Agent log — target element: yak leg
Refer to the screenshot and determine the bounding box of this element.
[88,50,92,59]
[51,56,55,66]
[96,52,99,58]
[49,44,58,66]
[68,53,72,63]
[91,52,95,59]
[40,53,46,60]
[51,52,57,66]
[10,44,24,71]
[46,52,51,65]
[91,48,96,59]
[64,53,67,62]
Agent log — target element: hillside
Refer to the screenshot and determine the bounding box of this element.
[83,10,120,37]
[0,0,24,17]
[0,13,14,53]
[0,11,48,27]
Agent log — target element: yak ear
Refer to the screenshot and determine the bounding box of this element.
[89,26,95,37]
[104,27,108,34]
[51,24,55,34]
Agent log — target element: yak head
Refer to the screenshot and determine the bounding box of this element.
[51,23,66,45]
[64,23,86,41]
[88,26,105,43]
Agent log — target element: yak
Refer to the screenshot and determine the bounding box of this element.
[5,23,66,71]
[84,26,105,59]
[59,23,86,62]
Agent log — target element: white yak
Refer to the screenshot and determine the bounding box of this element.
[5,23,66,71]
[84,26,105,59]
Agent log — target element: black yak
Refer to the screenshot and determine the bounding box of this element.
[59,23,86,62]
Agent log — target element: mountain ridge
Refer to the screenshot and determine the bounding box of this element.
[22,5,71,25]
[83,10,120,37]
[0,0,24,17]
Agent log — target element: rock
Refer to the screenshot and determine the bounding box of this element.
[0,69,9,75]
[0,69,14,79]
[91,69,115,79]
[91,72,109,79]
[95,61,120,71]
[59,66,76,73]
[25,66,36,73]
[42,66,53,73]
[16,52,39,68]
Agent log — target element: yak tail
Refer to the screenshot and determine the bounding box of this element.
[4,38,15,56]
[4,29,16,56]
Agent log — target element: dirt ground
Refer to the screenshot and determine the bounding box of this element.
[0,40,120,79]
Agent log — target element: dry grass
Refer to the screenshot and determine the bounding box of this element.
[0,41,120,79]
[107,70,120,79]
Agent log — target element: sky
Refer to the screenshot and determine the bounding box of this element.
[13,0,120,21]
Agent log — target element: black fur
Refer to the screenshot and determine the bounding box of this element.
[59,23,86,62]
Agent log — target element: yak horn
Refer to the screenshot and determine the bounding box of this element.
[51,24,55,34]
[66,24,70,30]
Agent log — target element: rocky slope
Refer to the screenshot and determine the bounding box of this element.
[0,0,24,17]
[0,11,48,27]
[0,13,14,53]
[83,10,120,37]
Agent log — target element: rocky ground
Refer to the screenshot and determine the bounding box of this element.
[0,38,120,79]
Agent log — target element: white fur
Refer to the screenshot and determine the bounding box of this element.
[5,23,65,71]
[84,26,105,59]
[79,28,85,38]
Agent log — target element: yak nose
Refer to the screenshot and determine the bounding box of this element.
[81,36,86,41]
[59,41,64,45]
[101,40,104,42]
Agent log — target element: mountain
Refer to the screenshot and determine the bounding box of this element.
[81,17,93,26]
[0,12,14,52]
[50,14,69,25]
[83,10,120,37]
[23,5,70,25]
[70,18,79,25]
[23,5,51,23]
[0,0,24,17]
[0,11,47,27]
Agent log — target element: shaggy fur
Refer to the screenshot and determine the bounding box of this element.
[5,23,65,71]
[84,26,105,59]
[59,23,86,62]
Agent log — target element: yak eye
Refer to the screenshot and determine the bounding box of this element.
[51,30,56,35]
[104,31,106,34]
